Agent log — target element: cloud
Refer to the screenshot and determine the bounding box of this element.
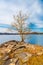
[26,0,43,29]
[0,0,43,32]
[0,28,7,32]
[0,0,28,24]
[28,0,42,22]
[35,24,43,28]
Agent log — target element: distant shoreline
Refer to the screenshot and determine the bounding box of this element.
[0,32,43,35]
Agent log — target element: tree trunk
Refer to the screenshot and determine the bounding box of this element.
[21,34,24,42]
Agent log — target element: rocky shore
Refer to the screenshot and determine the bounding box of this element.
[0,40,43,65]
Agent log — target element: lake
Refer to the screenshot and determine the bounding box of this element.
[0,34,43,46]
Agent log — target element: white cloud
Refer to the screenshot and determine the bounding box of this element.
[0,28,7,32]
[26,0,43,28]
[0,0,43,32]
[28,0,42,22]
[0,14,13,24]
[0,28,18,33]
[0,0,28,24]
[35,24,43,28]
[0,1,6,9]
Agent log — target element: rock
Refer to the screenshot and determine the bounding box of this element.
[0,40,43,65]
[9,63,15,65]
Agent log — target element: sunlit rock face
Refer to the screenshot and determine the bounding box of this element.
[0,40,43,65]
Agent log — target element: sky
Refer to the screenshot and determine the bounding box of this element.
[0,0,43,45]
[0,0,43,32]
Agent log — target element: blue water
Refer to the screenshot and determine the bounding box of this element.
[25,35,43,46]
[0,35,43,46]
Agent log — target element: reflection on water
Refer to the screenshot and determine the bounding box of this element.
[0,35,43,46]
[25,35,37,44]
[25,35,43,46]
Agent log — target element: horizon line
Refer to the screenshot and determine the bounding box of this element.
[0,32,43,35]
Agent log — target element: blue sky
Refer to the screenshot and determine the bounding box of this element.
[0,0,43,32]
[0,0,43,45]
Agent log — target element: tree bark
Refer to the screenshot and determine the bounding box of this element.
[21,34,24,42]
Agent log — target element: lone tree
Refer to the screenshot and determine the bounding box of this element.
[9,11,31,42]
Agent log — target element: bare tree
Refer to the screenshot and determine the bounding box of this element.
[9,11,31,42]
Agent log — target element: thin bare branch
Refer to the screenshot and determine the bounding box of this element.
[8,11,31,42]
